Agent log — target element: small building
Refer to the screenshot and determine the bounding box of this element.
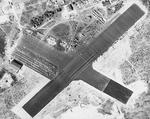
[10,59,23,73]
[102,0,111,6]
[67,4,74,11]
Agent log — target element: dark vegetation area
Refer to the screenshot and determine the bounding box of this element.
[0,28,6,58]
[141,0,150,8]
[0,36,6,57]
[30,7,62,28]
[0,68,5,79]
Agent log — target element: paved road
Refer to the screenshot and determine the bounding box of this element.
[23,4,145,117]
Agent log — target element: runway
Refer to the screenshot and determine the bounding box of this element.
[22,4,144,117]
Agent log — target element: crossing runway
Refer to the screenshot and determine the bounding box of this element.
[22,4,144,117]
